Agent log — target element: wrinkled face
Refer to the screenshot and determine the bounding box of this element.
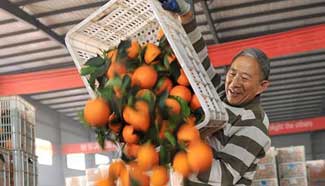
[225,56,269,106]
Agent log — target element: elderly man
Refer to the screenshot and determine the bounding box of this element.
[159,0,271,185]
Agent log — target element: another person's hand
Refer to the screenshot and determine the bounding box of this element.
[159,0,192,15]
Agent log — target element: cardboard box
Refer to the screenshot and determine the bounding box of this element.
[309,180,325,186]
[307,160,325,180]
[259,147,277,164]
[252,178,278,186]
[280,177,308,186]
[254,163,277,179]
[277,146,305,163]
[279,162,307,178]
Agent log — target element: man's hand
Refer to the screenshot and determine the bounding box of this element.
[159,0,192,16]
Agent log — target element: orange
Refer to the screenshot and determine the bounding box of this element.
[94,178,115,186]
[122,125,139,144]
[159,120,169,139]
[157,27,164,40]
[172,151,192,177]
[137,143,159,171]
[150,166,169,186]
[107,49,118,63]
[129,162,150,186]
[190,94,201,110]
[132,65,158,89]
[134,100,150,114]
[155,77,173,95]
[124,143,140,158]
[177,124,200,144]
[120,168,130,186]
[167,54,176,64]
[144,43,161,64]
[123,101,150,132]
[127,40,140,59]
[165,98,181,115]
[109,160,126,179]
[187,141,213,172]
[108,122,122,134]
[177,69,189,86]
[84,98,111,127]
[170,85,192,102]
[106,61,127,79]
[135,89,156,104]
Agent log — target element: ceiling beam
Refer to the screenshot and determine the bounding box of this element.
[0,0,65,45]
[199,0,219,43]
[48,19,83,29]
[15,0,48,6]
[34,2,106,18]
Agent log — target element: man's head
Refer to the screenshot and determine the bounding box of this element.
[225,48,270,106]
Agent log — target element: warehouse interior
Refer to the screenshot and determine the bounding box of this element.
[0,0,325,186]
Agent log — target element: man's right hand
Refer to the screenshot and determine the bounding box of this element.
[159,0,192,16]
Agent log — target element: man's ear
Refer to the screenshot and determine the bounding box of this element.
[257,80,270,95]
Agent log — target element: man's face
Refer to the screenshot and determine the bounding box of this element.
[225,55,269,106]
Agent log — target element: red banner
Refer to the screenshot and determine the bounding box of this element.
[269,116,325,136]
[208,24,325,67]
[61,141,117,154]
[0,67,84,96]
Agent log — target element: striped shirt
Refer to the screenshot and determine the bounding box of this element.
[181,15,271,186]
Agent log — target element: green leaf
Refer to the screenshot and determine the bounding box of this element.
[138,45,146,64]
[163,54,170,70]
[172,96,191,117]
[80,66,96,76]
[169,61,180,81]
[153,64,167,73]
[106,76,122,87]
[159,36,168,49]
[121,75,131,93]
[127,95,135,106]
[117,39,131,61]
[85,56,106,67]
[158,90,169,109]
[164,131,176,146]
[194,108,205,124]
[159,144,168,165]
[96,127,106,149]
[168,114,183,130]
[88,74,96,90]
[97,76,108,89]
[99,86,114,101]
[94,62,109,77]
[125,59,140,71]
[131,177,140,186]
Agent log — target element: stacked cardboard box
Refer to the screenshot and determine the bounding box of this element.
[253,147,279,186]
[277,146,308,186]
[307,160,325,186]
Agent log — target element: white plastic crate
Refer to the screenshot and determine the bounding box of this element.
[10,150,38,186]
[252,178,278,186]
[0,96,35,154]
[65,0,228,130]
[0,148,10,186]
[279,162,307,179]
[280,177,308,186]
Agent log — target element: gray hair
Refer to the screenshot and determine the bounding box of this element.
[232,48,270,80]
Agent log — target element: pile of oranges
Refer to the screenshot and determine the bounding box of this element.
[80,29,213,186]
